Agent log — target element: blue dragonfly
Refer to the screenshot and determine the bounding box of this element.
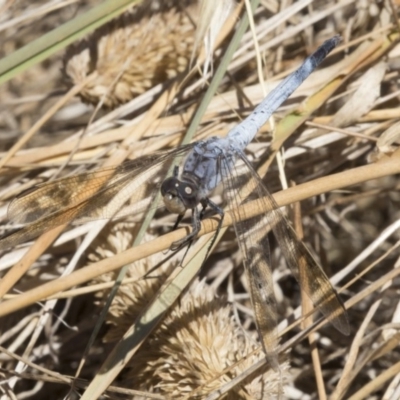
[0,36,349,368]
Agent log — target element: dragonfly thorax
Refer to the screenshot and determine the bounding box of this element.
[161,176,200,214]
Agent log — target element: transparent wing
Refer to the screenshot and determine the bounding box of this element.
[8,164,141,224]
[0,144,194,250]
[220,151,349,364]
[220,156,280,369]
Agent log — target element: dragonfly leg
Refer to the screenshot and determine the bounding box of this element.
[169,198,225,264]
[202,198,224,259]
[199,199,208,220]
[204,199,224,231]
[172,213,185,231]
[170,206,201,251]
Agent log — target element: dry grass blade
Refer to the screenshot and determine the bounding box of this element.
[347,361,400,400]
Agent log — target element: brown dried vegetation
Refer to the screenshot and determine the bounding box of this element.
[0,0,400,399]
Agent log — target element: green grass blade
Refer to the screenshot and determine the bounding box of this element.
[0,0,140,85]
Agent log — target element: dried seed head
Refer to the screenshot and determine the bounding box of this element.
[91,223,286,397]
[131,279,288,398]
[63,1,197,108]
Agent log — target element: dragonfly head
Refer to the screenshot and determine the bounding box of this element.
[161,177,198,214]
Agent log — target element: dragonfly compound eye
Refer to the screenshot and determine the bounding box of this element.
[161,177,187,214]
[163,192,186,214]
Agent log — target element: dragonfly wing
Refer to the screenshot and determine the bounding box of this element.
[238,152,350,336]
[220,155,280,369]
[8,163,139,224]
[8,146,192,224]
[1,144,194,250]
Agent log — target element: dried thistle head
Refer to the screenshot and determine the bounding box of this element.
[131,279,288,399]
[90,223,286,398]
[63,0,197,108]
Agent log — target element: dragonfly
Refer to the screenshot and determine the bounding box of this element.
[0,35,349,369]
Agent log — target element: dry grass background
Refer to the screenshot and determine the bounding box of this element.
[0,0,400,399]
